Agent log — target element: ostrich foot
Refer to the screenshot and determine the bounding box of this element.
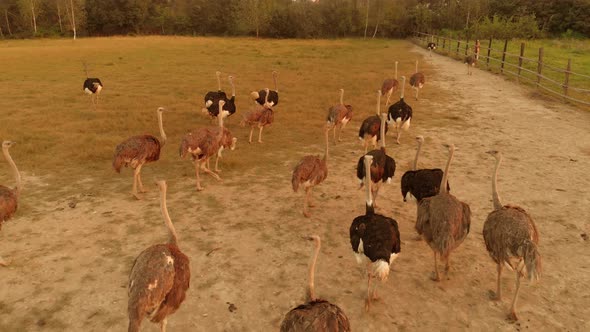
[0,257,7,267]
[308,201,316,207]
[132,192,142,200]
[196,185,204,191]
[430,272,441,282]
[258,140,263,143]
[507,311,518,322]
[138,188,148,193]
[488,290,502,301]
[214,168,222,173]
[396,139,401,145]
[303,210,311,218]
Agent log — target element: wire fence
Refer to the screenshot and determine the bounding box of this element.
[413,32,590,108]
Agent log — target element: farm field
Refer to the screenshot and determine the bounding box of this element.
[1,36,590,331]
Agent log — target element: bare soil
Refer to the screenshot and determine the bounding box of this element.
[1,44,589,332]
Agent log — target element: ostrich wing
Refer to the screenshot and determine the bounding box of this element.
[415,197,432,237]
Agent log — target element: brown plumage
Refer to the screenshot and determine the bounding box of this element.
[409,60,425,100]
[464,55,477,75]
[292,127,330,218]
[241,88,274,143]
[280,235,350,332]
[179,100,228,191]
[483,150,541,321]
[113,107,167,200]
[326,89,353,144]
[416,144,471,281]
[0,141,21,267]
[128,180,190,332]
[381,61,399,106]
[206,127,237,173]
[358,91,388,153]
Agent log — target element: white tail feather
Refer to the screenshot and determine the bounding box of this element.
[371,260,390,281]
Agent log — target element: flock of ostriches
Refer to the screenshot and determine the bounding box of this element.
[0,45,542,332]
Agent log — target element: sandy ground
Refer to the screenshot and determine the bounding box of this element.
[1,44,590,331]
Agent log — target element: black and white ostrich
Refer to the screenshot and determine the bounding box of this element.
[356,113,396,208]
[203,71,227,111]
[350,154,401,311]
[464,55,477,75]
[359,91,388,153]
[83,78,103,110]
[427,42,437,56]
[401,135,450,203]
[387,76,412,144]
[251,71,279,107]
[205,75,237,119]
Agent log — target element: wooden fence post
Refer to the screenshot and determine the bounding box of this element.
[563,58,571,97]
[442,37,446,50]
[486,37,493,67]
[537,47,544,87]
[501,39,508,73]
[436,35,440,46]
[517,42,525,81]
[456,39,460,56]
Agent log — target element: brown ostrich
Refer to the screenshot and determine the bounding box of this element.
[416,143,471,281]
[0,140,21,267]
[113,107,167,200]
[180,100,230,191]
[464,55,477,75]
[409,60,426,100]
[326,88,353,144]
[381,61,399,106]
[358,91,388,153]
[241,88,274,144]
[128,180,190,332]
[280,235,350,332]
[483,150,541,321]
[206,126,238,173]
[292,126,330,218]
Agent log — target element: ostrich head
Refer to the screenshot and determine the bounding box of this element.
[250,91,260,100]
[157,107,166,113]
[2,141,15,149]
[415,135,424,143]
[486,150,501,159]
[443,143,455,152]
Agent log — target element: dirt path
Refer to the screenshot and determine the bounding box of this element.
[1,44,589,331]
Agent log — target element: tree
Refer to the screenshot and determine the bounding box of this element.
[232,0,273,37]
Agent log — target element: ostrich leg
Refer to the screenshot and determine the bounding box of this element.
[508,267,523,321]
[132,166,141,200]
[365,274,373,311]
[248,127,254,144]
[160,318,167,332]
[490,263,503,300]
[137,164,148,193]
[307,187,316,207]
[303,187,311,218]
[430,251,441,281]
[194,160,204,191]
[258,126,264,143]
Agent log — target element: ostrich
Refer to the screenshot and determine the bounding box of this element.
[113,107,167,200]
[401,136,449,203]
[204,75,237,119]
[251,71,279,107]
[350,155,401,311]
[280,235,350,332]
[83,78,103,110]
[206,126,238,173]
[356,113,396,208]
[409,60,425,100]
[292,126,330,218]
[381,61,399,106]
[0,141,21,267]
[241,88,274,144]
[359,91,388,153]
[326,88,353,144]
[387,76,413,144]
[465,55,477,75]
[128,180,190,332]
[180,100,229,191]
[416,143,471,281]
[483,150,541,321]
[203,71,227,110]
[427,42,437,56]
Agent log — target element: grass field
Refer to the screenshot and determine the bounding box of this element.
[1,36,589,331]
[417,36,590,106]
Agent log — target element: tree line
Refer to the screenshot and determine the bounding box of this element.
[1,0,589,40]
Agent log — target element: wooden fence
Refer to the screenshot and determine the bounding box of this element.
[413,32,590,107]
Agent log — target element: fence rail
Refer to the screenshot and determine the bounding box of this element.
[413,32,590,107]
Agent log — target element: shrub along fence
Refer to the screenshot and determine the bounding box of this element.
[413,32,590,107]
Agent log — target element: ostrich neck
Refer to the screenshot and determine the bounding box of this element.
[492,155,503,210]
[364,157,373,207]
[380,115,386,148]
[400,77,406,99]
[217,113,225,141]
[160,186,178,245]
[216,73,221,91]
[413,140,423,170]
[308,237,320,301]
[157,111,167,147]
[273,74,278,92]
[395,62,398,79]
[323,129,329,162]
[230,79,235,97]
[339,90,344,105]
[2,146,21,197]
[376,93,381,115]
[264,90,269,105]
[440,147,454,194]
[415,61,418,73]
